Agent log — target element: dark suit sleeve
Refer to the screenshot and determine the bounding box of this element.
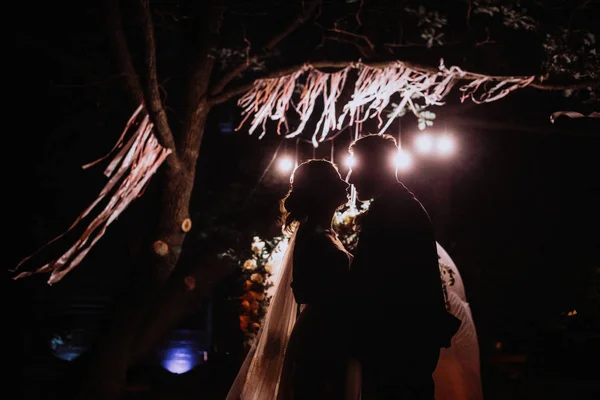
[352,196,447,322]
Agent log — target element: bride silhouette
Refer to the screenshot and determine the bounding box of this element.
[226,137,481,399]
[226,159,359,399]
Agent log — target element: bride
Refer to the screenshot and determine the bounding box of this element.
[226,159,360,399]
[225,158,482,400]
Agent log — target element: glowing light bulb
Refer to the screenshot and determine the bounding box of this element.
[393,149,412,170]
[415,133,434,154]
[278,157,294,173]
[437,135,455,156]
[345,154,355,168]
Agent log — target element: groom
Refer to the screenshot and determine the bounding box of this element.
[347,134,460,399]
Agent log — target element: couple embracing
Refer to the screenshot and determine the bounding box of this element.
[226,133,461,400]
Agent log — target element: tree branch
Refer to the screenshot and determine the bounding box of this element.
[327,27,375,55]
[209,0,322,96]
[178,3,225,169]
[529,80,600,91]
[104,0,145,107]
[208,59,600,105]
[262,0,322,52]
[325,35,373,58]
[137,0,178,154]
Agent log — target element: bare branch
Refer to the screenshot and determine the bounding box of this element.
[137,0,178,153]
[263,0,321,52]
[178,3,226,169]
[327,27,375,55]
[212,55,260,96]
[104,0,145,107]
[356,0,364,26]
[209,59,600,105]
[325,35,373,58]
[384,42,434,48]
[529,80,600,91]
[209,0,322,96]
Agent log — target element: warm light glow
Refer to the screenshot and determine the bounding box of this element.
[415,133,434,154]
[277,156,294,173]
[436,135,455,156]
[393,149,413,170]
[345,154,355,168]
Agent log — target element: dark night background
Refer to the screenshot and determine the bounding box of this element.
[9,1,600,399]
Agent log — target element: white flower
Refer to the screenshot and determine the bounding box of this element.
[250,273,264,283]
[243,259,257,271]
[251,236,265,255]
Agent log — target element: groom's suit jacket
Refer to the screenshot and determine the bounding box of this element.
[348,182,457,359]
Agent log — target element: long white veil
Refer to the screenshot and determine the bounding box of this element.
[226,232,298,400]
[433,243,483,400]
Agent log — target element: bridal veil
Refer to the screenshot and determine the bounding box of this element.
[225,232,298,400]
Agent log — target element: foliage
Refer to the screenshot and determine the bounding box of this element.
[216,0,598,141]
[213,0,598,85]
[387,102,437,131]
[332,201,370,253]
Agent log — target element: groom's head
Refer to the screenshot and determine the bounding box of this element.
[347,133,399,201]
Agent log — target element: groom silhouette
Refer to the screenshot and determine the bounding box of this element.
[347,134,460,399]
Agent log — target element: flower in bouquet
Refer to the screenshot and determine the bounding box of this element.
[250,273,264,284]
[243,259,257,271]
[251,236,266,255]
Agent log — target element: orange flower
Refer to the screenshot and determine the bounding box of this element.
[251,322,261,331]
[239,315,251,332]
[241,299,251,311]
[183,276,196,290]
[244,280,253,290]
[251,291,265,301]
[241,292,255,302]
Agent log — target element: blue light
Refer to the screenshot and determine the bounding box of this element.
[219,121,234,134]
[160,345,208,374]
[162,348,193,374]
[50,332,87,361]
[158,329,210,374]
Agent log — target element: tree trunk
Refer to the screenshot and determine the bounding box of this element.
[76,109,210,400]
[74,0,225,393]
[130,250,234,364]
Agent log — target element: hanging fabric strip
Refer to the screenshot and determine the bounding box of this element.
[235,59,535,145]
[12,105,172,285]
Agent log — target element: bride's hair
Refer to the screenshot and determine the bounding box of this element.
[279,159,341,233]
